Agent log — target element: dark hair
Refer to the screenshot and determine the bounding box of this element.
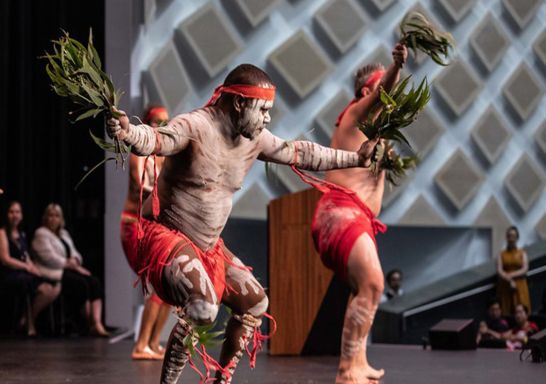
[143,105,167,125]
[223,64,273,87]
[515,303,529,315]
[354,63,384,98]
[506,225,519,239]
[386,269,402,282]
[486,298,501,309]
[2,201,23,241]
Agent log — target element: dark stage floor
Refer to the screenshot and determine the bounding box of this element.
[0,338,544,383]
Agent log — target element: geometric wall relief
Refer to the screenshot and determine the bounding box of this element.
[233,0,283,27]
[537,121,546,156]
[404,108,445,159]
[176,3,242,78]
[268,30,332,99]
[434,149,484,210]
[469,12,510,72]
[231,182,271,220]
[534,28,546,68]
[314,0,368,54]
[367,0,397,13]
[474,196,512,258]
[143,42,193,115]
[131,0,546,248]
[470,106,511,165]
[314,90,353,141]
[437,0,476,23]
[398,195,445,226]
[502,63,544,121]
[537,213,546,240]
[502,0,542,30]
[434,60,482,117]
[504,154,545,212]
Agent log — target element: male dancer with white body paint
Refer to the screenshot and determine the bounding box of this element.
[107,64,381,383]
[311,44,407,384]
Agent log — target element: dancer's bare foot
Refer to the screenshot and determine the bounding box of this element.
[336,366,384,383]
[361,365,384,380]
[149,343,165,357]
[131,345,163,360]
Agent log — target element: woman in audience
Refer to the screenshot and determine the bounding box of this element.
[503,304,538,349]
[0,201,60,335]
[497,226,531,316]
[32,203,108,336]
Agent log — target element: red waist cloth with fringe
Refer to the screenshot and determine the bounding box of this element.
[290,166,387,281]
[134,218,226,304]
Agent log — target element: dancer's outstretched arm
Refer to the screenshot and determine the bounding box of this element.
[107,108,194,156]
[258,129,378,171]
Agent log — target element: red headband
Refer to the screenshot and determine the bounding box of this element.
[205,84,276,107]
[335,70,386,127]
[144,106,168,124]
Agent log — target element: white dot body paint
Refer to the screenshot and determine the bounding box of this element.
[248,296,269,317]
[185,298,218,323]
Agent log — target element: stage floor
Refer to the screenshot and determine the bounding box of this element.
[0,338,543,383]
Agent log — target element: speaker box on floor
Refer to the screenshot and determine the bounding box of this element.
[429,319,477,350]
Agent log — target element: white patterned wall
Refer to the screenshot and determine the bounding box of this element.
[130,0,546,257]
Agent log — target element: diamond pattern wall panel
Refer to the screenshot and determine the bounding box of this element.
[474,197,512,257]
[471,106,511,164]
[435,150,484,210]
[176,3,241,77]
[534,29,546,67]
[505,155,545,212]
[144,42,192,115]
[130,1,546,248]
[314,0,368,54]
[233,0,282,27]
[537,214,546,240]
[404,108,445,158]
[314,90,353,139]
[537,121,546,156]
[398,195,445,226]
[470,13,510,72]
[437,0,476,23]
[435,60,482,116]
[367,0,397,13]
[502,0,542,30]
[268,31,332,99]
[503,63,544,121]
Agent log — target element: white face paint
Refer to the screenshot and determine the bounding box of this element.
[237,97,274,140]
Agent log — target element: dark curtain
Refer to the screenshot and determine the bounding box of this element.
[0,0,105,278]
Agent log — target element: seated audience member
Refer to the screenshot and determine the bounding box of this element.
[476,298,509,348]
[0,201,60,336]
[32,203,108,336]
[503,304,538,350]
[381,269,404,303]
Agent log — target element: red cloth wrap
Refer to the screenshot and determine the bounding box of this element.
[135,218,226,305]
[205,84,276,107]
[335,69,386,127]
[289,166,386,281]
[311,189,386,281]
[120,211,164,305]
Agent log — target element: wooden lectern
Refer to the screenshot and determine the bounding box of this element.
[268,188,336,355]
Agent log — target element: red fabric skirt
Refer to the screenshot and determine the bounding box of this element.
[120,211,163,305]
[311,189,386,281]
[135,218,226,305]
